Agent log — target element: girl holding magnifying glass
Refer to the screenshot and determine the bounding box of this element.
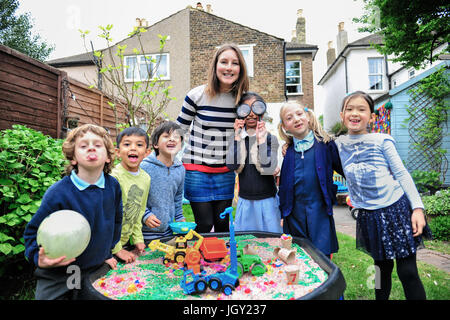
[227,92,282,233]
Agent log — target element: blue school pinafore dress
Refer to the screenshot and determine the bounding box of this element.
[283,142,338,256]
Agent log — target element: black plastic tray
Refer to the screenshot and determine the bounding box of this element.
[83,231,346,300]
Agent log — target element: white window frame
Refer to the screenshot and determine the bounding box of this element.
[368,57,384,91]
[285,60,302,95]
[123,53,170,82]
[238,44,255,78]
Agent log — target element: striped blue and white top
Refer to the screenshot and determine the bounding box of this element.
[176,85,237,167]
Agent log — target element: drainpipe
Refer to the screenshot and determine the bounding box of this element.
[283,41,287,100]
[384,54,391,90]
[342,54,348,94]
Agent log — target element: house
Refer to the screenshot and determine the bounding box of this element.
[48,4,285,124]
[318,22,447,132]
[47,4,318,133]
[375,61,450,184]
[317,23,449,184]
[284,9,318,110]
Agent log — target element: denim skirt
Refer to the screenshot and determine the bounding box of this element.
[356,194,432,261]
[184,170,236,202]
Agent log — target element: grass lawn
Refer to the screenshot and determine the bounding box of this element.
[333,232,450,300]
[183,204,450,300]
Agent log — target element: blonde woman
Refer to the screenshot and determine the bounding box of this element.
[277,101,344,257]
[176,43,249,233]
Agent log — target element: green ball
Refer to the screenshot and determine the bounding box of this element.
[37,210,91,261]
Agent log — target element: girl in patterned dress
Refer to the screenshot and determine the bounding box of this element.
[336,91,431,300]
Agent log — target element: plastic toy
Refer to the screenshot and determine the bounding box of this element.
[180,269,208,295]
[148,229,203,266]
[180,207,240,296]
[236,243,267,278]
[169,221,197,234]
[198,237,228,261]
[207,207,240,295]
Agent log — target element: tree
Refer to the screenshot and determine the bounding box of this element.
[0,0,54,61]
[80,25,175,135]
[354,0,449,69]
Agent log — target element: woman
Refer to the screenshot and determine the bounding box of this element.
[176,43,249,232]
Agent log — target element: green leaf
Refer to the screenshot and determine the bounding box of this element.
[0,179,13,185]
[17,194,32,204]
[7,163,24,169]
[40,164,52,172]
[0,243,12,255]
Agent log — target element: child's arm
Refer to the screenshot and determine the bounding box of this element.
[23,187,61,267]
[174,173,186,222]
[257,132,279,175]
[142,207,161,228]
[383,139,424,210]
[383,139,426,236]
[226,119,245,171]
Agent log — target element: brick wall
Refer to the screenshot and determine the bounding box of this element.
[286,52,315,110]
[189,9,285,103]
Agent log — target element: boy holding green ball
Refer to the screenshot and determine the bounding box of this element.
[24,124,123,300]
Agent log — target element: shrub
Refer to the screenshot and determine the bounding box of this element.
[428,216,450,241]
[422,189,450,217]
[0,125,65,275]
[412,170,443,194]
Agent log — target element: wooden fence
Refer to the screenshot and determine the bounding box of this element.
[0,44,127,141]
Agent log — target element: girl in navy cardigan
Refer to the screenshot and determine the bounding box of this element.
[278,101,344,257]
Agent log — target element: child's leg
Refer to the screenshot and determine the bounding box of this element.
[374,259,394,300]
[396,254,426,300]
[34,267,73,300]
[211,199,232,232]
[190,201,214,233]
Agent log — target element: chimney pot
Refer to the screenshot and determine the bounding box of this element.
[206,4,212,13]
[196,2,204,10]
[336,22,348,54]
[327,41,336,67]
[297,9,303,17]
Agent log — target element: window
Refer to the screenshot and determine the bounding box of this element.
[124,53,169,82]
[368,57,383,90]
[239,44,254,77]
[286,60,302,95]
[408,68,415,79]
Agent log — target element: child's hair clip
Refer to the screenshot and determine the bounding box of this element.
[304,107,309,112]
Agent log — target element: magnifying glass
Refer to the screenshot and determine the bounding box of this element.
[236,100,267,120]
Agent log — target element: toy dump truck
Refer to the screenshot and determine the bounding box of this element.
[198,237,228,262]
[148,229,203,266]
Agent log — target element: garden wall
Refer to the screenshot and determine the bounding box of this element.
[0,44,127,140]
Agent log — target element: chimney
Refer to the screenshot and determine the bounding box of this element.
[296,9,306,44]
[336,22,348,54]
[206,4,213,13]
[135,18,148,27]
[327,41,336,67]
[196,2,204,10]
